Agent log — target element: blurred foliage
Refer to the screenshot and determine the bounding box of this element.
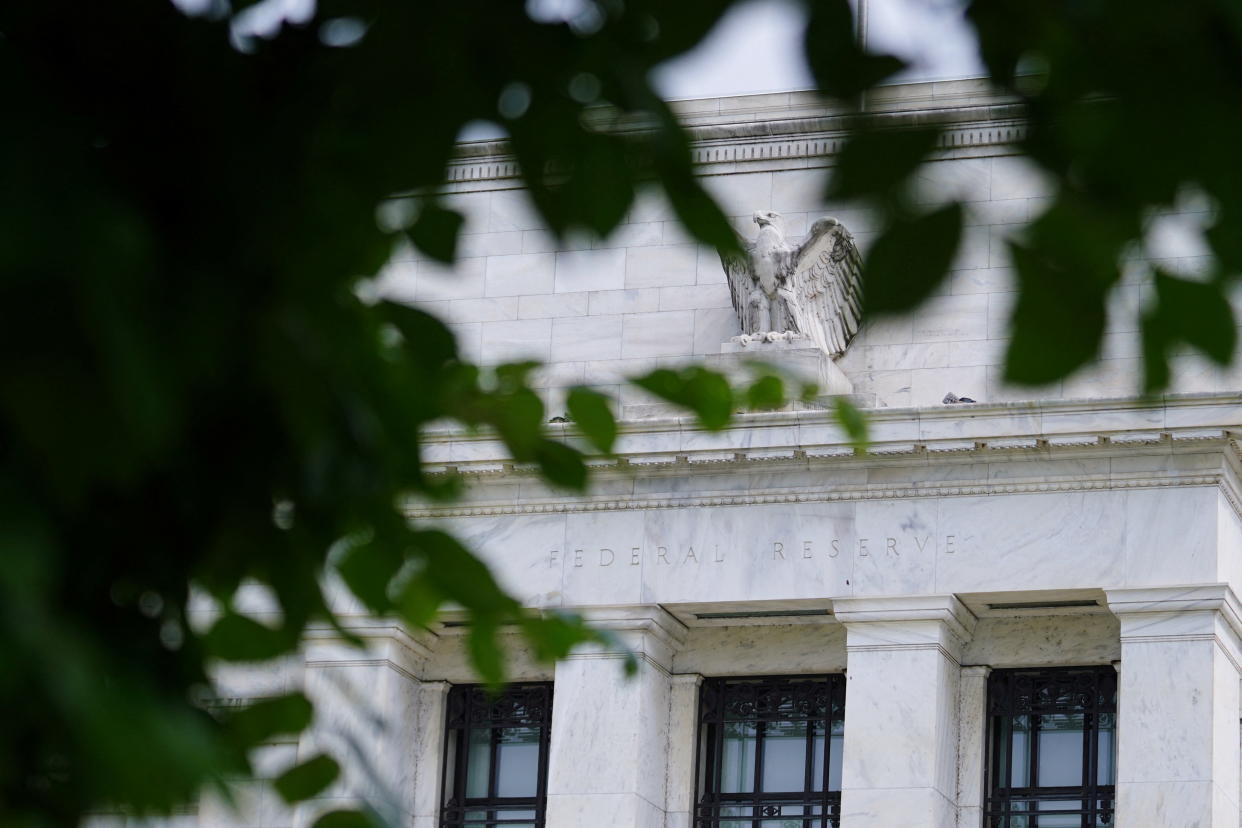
[0,0,1239,824]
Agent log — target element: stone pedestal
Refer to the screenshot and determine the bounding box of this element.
[1106,586,1242,827]
[544,607,687,828]
[712,336,853,398]
[834,596,976,828]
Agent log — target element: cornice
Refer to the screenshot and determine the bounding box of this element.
[444,99,1026,188]
[410,474,1234,519]
[412,395,1242,522]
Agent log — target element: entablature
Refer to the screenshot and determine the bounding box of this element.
[413,392,1242,521]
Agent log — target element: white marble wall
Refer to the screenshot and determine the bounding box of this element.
[379,93,1242,412]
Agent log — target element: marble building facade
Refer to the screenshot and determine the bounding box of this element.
[192,79,1242,828]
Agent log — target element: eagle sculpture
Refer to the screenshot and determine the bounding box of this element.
[719,211,864,358]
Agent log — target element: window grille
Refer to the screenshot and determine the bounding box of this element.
[985,666,1117,827]
[694,674,846,828]
[441,683,552,828]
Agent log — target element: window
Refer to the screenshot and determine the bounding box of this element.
[985,667,1117,827]
[695,675,846,827]
[441,683,552,828]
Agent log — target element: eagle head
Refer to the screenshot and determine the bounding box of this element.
[752,210,782,229]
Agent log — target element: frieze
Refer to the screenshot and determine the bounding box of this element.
[550,534,962,571]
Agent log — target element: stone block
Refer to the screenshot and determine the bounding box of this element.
[458,230,522,258]
[772,168,830,213]
[487,189,543,232]
[625,245,699,288]
[702,171,773,214]
[910,294,989,343]
[691,307,741,355]
[621,310,696,358]
[414,256,486,301]
[484,252,554,297]
[518,291,588,319]
[554,247,626,293]
[479,318,551,363]
[589,288,660,316]
[444,296,518,324]
[552,314,622,362]
[658,283,731,312]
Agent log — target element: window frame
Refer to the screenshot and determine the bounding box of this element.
[984,665,1118,827]
[693,673,846,828]
[440,682,553,828]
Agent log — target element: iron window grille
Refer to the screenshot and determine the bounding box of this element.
[441,683,552,828]
[985,666,1117,827]
[694,674,846,828]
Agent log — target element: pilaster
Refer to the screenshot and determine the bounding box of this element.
[955,665,991,827]
[834,595,977,828]
[664,673,704,828]
[545,606,688,828]
[411,681,450,828]
[293,622,437,827]
[1106,584,1242,827]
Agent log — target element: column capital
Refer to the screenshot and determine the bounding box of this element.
[960,664,993,679]
[568,604,689,672]
[302,619,438,681]
[833,594,976,660]
[1106,583,1242,674]
[670,672,704,689]
[1106,584,1242,636]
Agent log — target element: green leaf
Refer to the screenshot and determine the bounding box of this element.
[1141,270,1238,392]
[405,203,464,264]
[394,572,444,629]
[491,387,547,461]
[533,439,588,491]
[312,810,375,828]
[565,386,617,454]
[833,397,868,451]
[745,374,785,411]
[274,754,340,803]
[863,203,964,314]
[381,302,459,367]
[829,126,943,201]
[227,693,313,749]
[335,539,403,614]
[204,613,291,662]
[1004,240,1110,385]
[631,366,734,430]
[1154,271,1237,364]
[804,0,906,99]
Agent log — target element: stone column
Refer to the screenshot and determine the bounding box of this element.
[294,624,435,827]
[544,606,687,828]
[955,665,991,827]
[834,595,976,828]
[1106,585,1242,826]
[411,680,450,828]
[664,673,703,828]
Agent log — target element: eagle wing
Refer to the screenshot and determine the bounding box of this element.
[718,228,757,334]
[789,218,863,357]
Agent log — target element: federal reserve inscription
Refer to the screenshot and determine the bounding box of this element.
[550,534,960,569]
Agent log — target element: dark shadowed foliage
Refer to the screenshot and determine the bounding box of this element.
[0,0,1238,824]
